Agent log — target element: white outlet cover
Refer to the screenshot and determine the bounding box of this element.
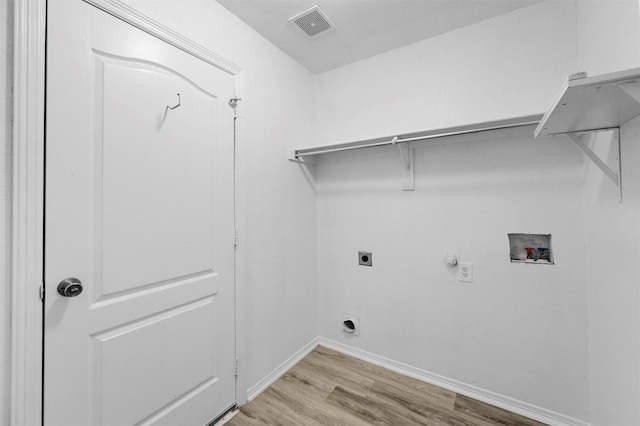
[458,262,473,283]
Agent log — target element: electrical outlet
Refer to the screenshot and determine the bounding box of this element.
[458,262,473,283]
[358,251,372,266]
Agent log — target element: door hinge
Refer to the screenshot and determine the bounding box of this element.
[39,284,45,302]
[235,357,240,377]
[234,229,239,248]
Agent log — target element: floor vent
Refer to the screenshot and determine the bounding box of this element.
[290,5,335,37]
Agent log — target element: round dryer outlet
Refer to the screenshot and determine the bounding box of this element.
[342,314,360,336]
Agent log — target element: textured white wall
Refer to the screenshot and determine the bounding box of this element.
[577,0,640,424]
[316,133,588,421]
[314,1,590,422]
[0,0,13,423]
[582,119,640,426]
[576,0,640,76]
[314,0,578,147]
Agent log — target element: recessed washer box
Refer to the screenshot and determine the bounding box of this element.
[508,233,553,264]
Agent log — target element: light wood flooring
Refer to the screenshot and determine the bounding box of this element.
[225,346,547,426]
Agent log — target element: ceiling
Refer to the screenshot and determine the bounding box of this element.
[216,0,542,74]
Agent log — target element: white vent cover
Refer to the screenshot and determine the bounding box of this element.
[289,5,335,37]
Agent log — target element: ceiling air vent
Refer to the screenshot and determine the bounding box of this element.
[289,5,335,37]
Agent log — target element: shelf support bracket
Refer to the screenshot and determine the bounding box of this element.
[392,137,414,191]
[287,149,316,165]
[619,80,640,104]
[565,129,621,202]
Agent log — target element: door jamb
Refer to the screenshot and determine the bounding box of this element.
[11,1,246,423]
[11,0,46,424]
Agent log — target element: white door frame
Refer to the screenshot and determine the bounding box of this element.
[11,1,246,423]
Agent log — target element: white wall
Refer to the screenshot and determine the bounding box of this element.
[582,119,640,426]
[0,0,13,423]
[314,0,578,146]
[576,0,640,76]
[316,133,588,421]
[315,1,591,422]
[577,0,640,424]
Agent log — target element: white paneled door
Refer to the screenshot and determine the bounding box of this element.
[44,1,236,424]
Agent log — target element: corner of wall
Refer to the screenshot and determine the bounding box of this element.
[575,1,640,424]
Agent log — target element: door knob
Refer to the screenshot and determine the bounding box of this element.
[57,278,83,297]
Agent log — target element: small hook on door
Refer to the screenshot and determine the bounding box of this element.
[228,97,242,109]
[166,93,181,112]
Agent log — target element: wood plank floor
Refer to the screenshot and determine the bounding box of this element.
[225,346,547,426]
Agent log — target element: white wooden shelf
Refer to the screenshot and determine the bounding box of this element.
[535,68,640,203]
[535,68,640,138]
[291,115,543,160]
[289,115,542,191]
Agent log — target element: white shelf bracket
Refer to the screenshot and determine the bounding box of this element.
[391,137,409,169]
[565,129,621,202]
[392,137,414,191]
[619,80,640,104]
[287,149,316,165]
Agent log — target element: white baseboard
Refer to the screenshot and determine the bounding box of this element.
[318,337,589,426]
[245,337,320,402]
[243,336,588,426]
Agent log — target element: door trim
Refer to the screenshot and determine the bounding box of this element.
[11,1,246,423]
[83,0,242,75]
[11,0,46,424]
